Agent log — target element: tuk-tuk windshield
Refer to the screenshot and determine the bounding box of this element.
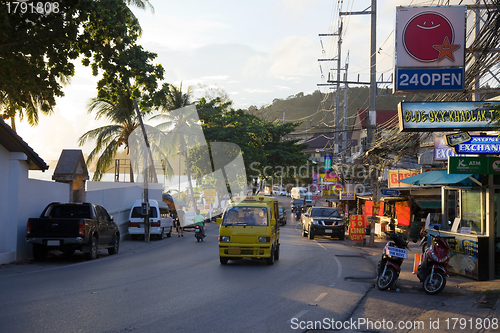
[223,206,268,226]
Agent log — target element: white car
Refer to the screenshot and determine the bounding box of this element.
[128,200,174,240]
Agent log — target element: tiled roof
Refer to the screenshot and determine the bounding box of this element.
[0,118,48,170]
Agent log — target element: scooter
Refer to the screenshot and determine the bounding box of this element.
[294,207,302,221]
[194,225,205,242]
[418,227,428,253]
[416,227,452,295]
[376,229,409,291]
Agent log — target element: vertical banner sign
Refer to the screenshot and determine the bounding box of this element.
[364,201,384,217]
[394,6,466,93]
[349,215,365,241]
[395,201,411,226]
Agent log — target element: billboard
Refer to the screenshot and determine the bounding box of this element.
[394,6,466,93]
[398,101,500,132]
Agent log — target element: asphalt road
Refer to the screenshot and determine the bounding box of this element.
[0,197,376,333]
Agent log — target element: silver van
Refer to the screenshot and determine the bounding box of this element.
[128,199,174,240]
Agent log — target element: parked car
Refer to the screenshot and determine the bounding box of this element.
[301,207,345,240]
[128,199,174,240]
[278,206,287,226]
[26,202,120,261]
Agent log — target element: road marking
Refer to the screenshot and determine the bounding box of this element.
[314,292,327,302]
[287,310,308,323]
[315,242,343,287]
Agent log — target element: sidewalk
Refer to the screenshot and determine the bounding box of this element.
[337,235,500,333]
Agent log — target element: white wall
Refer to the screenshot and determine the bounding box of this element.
[0,149,164,265]
[86,181,163,238]
[16,178,70,260]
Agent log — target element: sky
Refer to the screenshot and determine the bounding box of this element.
[14,0,475,164]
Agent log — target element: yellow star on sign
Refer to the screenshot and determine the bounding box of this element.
[433,36,460,61]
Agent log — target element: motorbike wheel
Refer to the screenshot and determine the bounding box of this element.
[376,266,397,291]
[423,270,446,295]
[421,241,427,254]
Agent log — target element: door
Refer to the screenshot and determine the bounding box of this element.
[95,205,113,244]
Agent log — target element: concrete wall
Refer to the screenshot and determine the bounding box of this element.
[0,146,70,264]
[86,181,163,239]
[0,146,164,265]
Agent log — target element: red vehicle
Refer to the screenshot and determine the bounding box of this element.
[376,230,409,291]
[416,227,453,295]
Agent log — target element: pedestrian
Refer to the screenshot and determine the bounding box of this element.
[176,210,185,237]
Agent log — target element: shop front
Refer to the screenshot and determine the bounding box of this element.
[404,170,499,280]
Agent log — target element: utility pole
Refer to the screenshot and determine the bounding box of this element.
[368,0,377,247]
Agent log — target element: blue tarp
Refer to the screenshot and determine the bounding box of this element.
[398,170,473,186]
[162,193,187,207]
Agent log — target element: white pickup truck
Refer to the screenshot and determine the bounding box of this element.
[128,199,174,240]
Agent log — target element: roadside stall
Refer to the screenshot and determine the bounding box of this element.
[402,169,495,280]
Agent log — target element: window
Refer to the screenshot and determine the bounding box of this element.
[461,189,485,234]
[223,206,268,226]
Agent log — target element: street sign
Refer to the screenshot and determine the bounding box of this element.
[204,189,216,197]
[448,156,500,174]
[205,197,215,204]
[454,136,500,154]
[380,189,400,197]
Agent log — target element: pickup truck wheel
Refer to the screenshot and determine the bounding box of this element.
[339,232,345,240]
[308,228,315,240]
[220,257,228,265]
[108,234,119,255]
[166,227,172,238]
[274,244,280,260]
[84,236,98,260]
[33,245,47,261]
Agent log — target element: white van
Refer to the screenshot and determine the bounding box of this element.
[291,187,307,200]
[128,199,174,240]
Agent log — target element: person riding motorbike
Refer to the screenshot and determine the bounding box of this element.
[194,210,205,237]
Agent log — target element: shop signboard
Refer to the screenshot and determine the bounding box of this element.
[364,201,384,217]
[454,136,500,154]
[434,136,465,161]
[340,192,355,200]
[394,6,466,93]
[349,215,366,241]
[395,201,411,226]
[388,169,421,188]
[313,173,340,184]
[398,101,500,132]
[448,156,500,175]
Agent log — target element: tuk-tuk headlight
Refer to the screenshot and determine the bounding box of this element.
[219,236,230,242]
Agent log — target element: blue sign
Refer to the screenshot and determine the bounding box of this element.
[454,136,500,154]
[324,155,332,173]
[395,67,464,92]
[381,189,401,197]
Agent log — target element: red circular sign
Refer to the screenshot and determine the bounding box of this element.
[403,12,454,62]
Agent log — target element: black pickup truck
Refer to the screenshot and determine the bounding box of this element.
[26,202,120,261]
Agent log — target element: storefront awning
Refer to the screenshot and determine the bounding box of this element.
[399,170,473,186]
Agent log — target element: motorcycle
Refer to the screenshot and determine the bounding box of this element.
[194,225,205,242]
[294,207,302,221]
[418,227,428,253]
[416,227,452,295]
[376,230,409,291]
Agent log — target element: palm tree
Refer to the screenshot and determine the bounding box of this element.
[78,94,143,181]
[152,83,200,211]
